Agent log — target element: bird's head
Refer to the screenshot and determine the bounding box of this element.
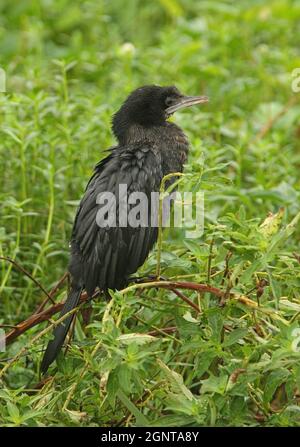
[112,85,208,143]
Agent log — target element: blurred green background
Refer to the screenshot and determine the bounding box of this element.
[0,0,300,427]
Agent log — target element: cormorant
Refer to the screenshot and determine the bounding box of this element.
[41,85,208,373]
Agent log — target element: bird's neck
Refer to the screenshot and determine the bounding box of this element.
[119,121,187,146]
[118,122,189,178]
[160,122,190,176]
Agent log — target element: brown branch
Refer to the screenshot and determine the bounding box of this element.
[5,290,99,345]
[0,256,54,304]
[122,280,225,298]
[4,280,256,346]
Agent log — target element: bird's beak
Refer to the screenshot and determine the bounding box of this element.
[166,95,209,116]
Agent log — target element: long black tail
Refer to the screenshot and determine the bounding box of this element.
[41,287,82,374]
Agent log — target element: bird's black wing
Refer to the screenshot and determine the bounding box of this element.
[68,144,163,294]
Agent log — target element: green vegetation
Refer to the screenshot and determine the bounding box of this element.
[0,0,300,426]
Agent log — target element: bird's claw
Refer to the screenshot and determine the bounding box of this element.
[129,274,167,284]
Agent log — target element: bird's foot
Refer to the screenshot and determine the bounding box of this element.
[129,274,167,284]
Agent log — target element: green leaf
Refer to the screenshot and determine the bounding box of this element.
[117,390,149,426]
[107,369,119,408]
[117,333,157,345]
[117,363,132,394]
[201,374,229,395]
[264,370,290,403]
[207,309,224,343]
[223,328,248,347]
[6,402,20,424]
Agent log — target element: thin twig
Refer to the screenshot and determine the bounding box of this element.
[147,326,177,337]
[133,314,179,342]
[0,256,54,303]
[171,288,200,313]
[207,237,215,284]
[221,250,232,286]
[34,272,68,314]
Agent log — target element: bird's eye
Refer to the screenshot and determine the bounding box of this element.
[165,96,175,107]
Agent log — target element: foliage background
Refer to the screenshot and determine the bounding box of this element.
[0,0,300,426]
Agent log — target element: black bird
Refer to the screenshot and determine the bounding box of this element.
[41,85,208,373]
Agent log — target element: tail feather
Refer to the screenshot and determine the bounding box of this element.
[41,287,82,374]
